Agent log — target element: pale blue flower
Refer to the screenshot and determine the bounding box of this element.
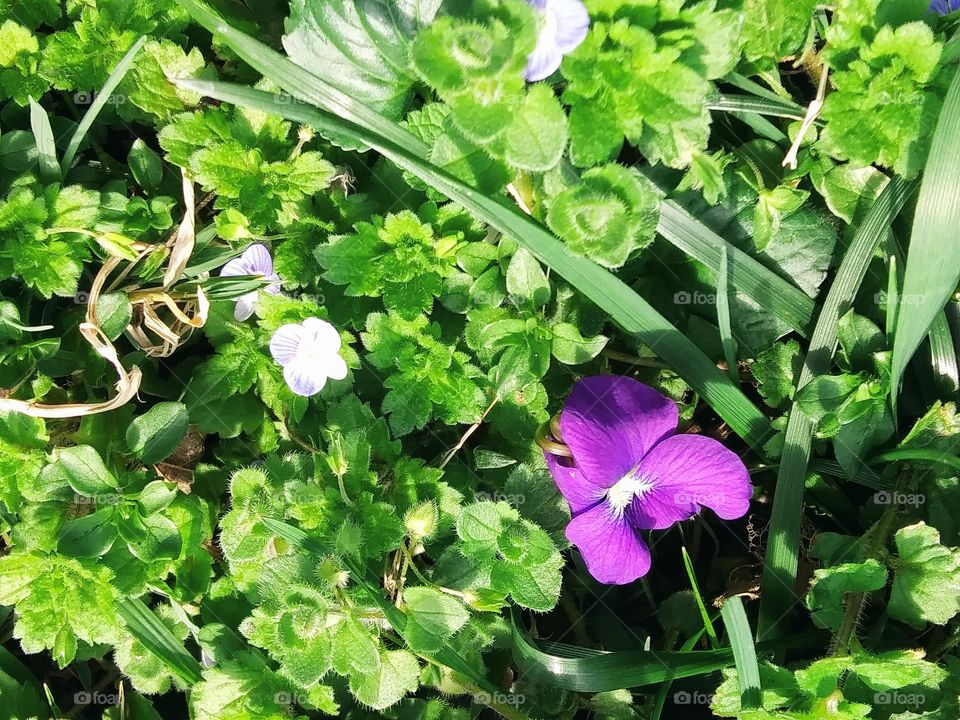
[219,243,281,321]
[269,317,348,397]
[931,0,960,14]
[524,0,590,82]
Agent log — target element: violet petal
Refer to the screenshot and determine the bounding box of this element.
[545,452,604,514]
[566,503,651,584]
[560,376,678,488]
[626,434,751,530]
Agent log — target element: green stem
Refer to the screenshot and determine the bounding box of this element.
[867,448,960,473]
[833,501,898,655]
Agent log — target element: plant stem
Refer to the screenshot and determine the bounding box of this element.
[833,500,898,655]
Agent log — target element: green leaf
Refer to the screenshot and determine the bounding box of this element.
[506,247,551,309]
[58,508,118,559]
[331,618,380,677]
[751,340,803,409]
[889,522,960,627]
[283,0,419,120]
[95,292,133,341]
[550,323,607,365]
[349,649,420,710]
[805,559,887,630]
[117,597,203,685]
[402,587,470,653]
[126,402,190,465]
[128,138,164,189]
[891,65,960,402]
[53,445,118,497]
[505,84,568,172]
[546,164,660,269]
[28,98,58,182]
[171,5,774,448]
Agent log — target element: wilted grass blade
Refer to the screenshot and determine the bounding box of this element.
[891,66,960,401]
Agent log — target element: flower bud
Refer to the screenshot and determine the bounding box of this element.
[404,501,438,541]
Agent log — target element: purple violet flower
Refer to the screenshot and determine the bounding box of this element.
[544,376,751,585]
[219,243,282,321]
[930,0,960,14]
[270,317,348,397]
[524,0,590,82]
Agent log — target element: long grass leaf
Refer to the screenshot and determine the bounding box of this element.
[61,37,146,173]
[720,597,760,709]
[655,200,815,336]
[681,546,719,647]
[928,312,960,395]
[891,67,960,400]
[173,77,772,446]
[708,93,808,121]
[757,177,916,641]
[116,598,203,685]
[716,245,739,382]
[511,613,821,692]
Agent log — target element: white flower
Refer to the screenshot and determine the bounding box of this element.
[524,0,590,82]
[269,317,348,397]
[219,244,281,321]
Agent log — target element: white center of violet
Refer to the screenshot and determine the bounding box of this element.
[605,474,654,519]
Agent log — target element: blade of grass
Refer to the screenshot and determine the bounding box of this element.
[116,597,203,685]
[720,597,760,709]
[867,448,960,474]
[757,176,916,642]
[681,546,719,647]
[716,246,739,382]
[654,199,815,336]
[891,66,960,402]
[707,93,808,121]
[885,255,899,339]
[511,611,822,692]
[928,312,960,395]
[29,98,59,183]
[173,76,773,447]
[61,36,146,173]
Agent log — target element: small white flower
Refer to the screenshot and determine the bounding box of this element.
[269,317,348,397]
[219,244,282,321]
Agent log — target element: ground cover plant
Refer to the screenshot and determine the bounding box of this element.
[1,0,960,718]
